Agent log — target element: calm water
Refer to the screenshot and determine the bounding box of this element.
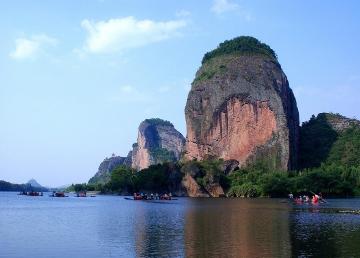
[1,192,360,258]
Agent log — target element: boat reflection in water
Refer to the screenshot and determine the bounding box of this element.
[133,200,186,257]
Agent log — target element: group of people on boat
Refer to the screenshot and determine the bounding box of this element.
[133,192,172,200]
[19,191,43,196]
[50,191,66,197]
[289,192,323,204]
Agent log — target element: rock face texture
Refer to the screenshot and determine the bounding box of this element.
[181,174,210,197]
[179,160,226,197]
[184,36,299,170]
[89,118,185,184]
[88,154,131,184]
[131,118,186,171]
[320,113,360,132]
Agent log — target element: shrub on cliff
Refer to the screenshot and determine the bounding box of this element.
[181,159,229,191]
[202,36,277,64]
[144,118,173,127]
[150,148,177,164]
[327,126,360,167]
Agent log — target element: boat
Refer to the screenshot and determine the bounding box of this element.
[124,196,178,201]
[87,191,99,197]
[19,191,43,196]
[75,191,87,197]
[287,190,327,206]
[49,191,68,197]
[124,197,178,203]
[290,196,326,205]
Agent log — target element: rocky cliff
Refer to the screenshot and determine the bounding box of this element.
[319,113,360,132]
[88,154,131,184]
[89,118,185,183]
[131,118,186,171]
[184,36,299,170]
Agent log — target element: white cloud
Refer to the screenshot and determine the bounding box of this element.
[10,34,57,60]
[81,16,187,54]
[211,0,239,14]
[210,0,253,20]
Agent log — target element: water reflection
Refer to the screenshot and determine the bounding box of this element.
[133,202,185,257]
[290,209,360,257]
[2,193,360,258]
[184,199,291,258]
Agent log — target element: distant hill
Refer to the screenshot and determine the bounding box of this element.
[0,179,47,192]
[27,179,43,188]
[299,113,360,169]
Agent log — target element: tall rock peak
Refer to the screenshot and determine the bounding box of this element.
[131,118,185,171]
[185,36,299,170]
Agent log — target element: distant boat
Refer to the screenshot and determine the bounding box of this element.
[87,191,99,197]
[49,191,68,197]
[76,191,87,197]
[19,191,43,196]
[125,193,177,201]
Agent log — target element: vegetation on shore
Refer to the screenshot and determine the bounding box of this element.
[226,163,360,198]
[67,163,183,194]
[73,161,360,198]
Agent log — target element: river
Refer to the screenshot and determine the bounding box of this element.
[1,192,360,257]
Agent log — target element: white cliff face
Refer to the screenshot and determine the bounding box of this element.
[157,125,185,160]
[132,130,151,171]
[131,119,185,171]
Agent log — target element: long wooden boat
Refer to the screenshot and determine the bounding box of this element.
[49,192,68,197]
[124,197,178,201]
[18,191,43,196]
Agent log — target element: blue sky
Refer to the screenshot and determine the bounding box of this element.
[1,0,359,186]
